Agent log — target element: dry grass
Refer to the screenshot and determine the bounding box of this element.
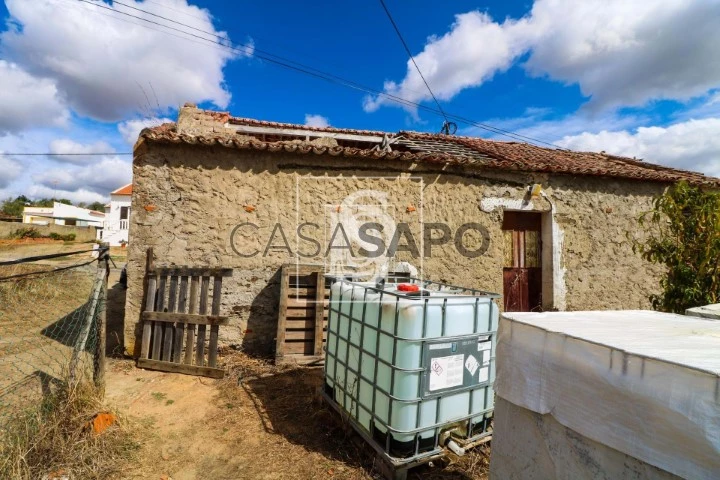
[219,352,490,479]
[0,381,141,480]
[0,264,94,320]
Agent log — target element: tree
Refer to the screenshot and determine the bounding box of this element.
[33,199,54,207]
[635,182,720,313]
[1,195,30,217]
[87,201,106,212]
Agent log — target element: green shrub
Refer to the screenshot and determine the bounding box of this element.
[8,227,41,239]
[47,232,75,241]
[634,181,720,313]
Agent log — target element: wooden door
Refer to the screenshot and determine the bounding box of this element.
[502,212,542,312]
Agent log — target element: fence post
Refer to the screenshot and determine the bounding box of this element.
[69,245,108,388]
[94,244,110,394]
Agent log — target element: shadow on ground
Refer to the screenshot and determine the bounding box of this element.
[245,368,366,462]
[40,301,93,350]
[106,269,126,357]
[227,360,486,479]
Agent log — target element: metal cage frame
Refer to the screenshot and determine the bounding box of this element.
[322,276,500,469]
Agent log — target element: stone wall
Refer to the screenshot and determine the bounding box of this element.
[124,141,666,357]
[0,221,98,242]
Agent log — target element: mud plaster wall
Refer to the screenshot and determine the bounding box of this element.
[123,142,666,357]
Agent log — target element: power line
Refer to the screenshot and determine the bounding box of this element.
[67,0,564,148]
[377,0,452,133]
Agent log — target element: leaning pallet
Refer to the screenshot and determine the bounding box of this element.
[138,248,233,378]
[275,264,329,365]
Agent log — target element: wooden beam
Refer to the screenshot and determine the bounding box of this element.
[196,276,210,366]
[151,267,233,277]
[137,358,224,379]
[140,274,157,359]
[184,276,199,365]
[288,297,329,308]
[285,308,315,319]
[276,354,325,366]
[275,265,290,361]
[284,330,315,341]
[208,275,223,368]
[141,312,229,325]
[314,272,326,356]
[288,287,316,297]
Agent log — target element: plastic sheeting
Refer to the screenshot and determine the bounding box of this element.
[686,303,720,320]
[490,397,681,480]
[494,310,720,480]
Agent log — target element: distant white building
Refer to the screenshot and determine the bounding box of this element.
[23,202,104,227]
[101,183,132,246]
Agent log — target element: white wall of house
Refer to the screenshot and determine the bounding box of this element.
[23,203,104,227]
[102,193,131,246]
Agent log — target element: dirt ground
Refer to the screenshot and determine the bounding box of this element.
[105,357,489,480]
[101,261,489,480]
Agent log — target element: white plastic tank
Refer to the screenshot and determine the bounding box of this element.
[324,278,499,458]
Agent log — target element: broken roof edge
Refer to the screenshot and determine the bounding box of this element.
[136,108,720,187]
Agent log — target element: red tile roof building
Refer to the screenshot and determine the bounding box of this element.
[138,107,719,187]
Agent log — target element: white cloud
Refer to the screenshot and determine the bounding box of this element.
[304,114,330,128]
[118,117,173,145]
[557,117,720,177]
[364,11,530,113]
[0,154,23,188]
[0,61,68,134]
[32,157,132,195]
[367,0,720,113]
[25,185,108,205]
[1,0,244,121]
[48,139,115,165]
[463,109,649,145]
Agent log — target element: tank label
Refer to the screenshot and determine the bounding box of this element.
[465,354,480,377]
[429,354,464,391]
[422,334,494,397]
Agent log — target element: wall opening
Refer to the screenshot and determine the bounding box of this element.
[502,211,542,312]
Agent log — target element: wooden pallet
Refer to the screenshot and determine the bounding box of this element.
[138,248,233,378]
[275,264,329,365]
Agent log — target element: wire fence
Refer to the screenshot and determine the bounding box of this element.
[0,247,108,426]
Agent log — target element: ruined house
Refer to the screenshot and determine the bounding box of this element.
[123,105,720,357]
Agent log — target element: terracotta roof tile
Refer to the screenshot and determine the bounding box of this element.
[138,118,720,186]
[111,183,132,195]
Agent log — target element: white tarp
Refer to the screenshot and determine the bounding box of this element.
[686,303,720,320]
[490,397,681,480]
[494,310,720,480]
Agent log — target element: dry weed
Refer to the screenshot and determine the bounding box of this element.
[0,381,141,480]
[219,352,490,480]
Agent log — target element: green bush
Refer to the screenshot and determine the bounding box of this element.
[8,227,41,239]
[7,228,76,241]
[634,181,720,313]
[47,232,76,241]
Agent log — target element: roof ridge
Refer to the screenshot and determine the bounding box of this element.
[228,116,391,137]
[138,128,720,186]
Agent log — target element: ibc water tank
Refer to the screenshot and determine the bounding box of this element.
[324,277,499,459]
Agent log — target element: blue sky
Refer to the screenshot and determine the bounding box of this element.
[1,0,720,204]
